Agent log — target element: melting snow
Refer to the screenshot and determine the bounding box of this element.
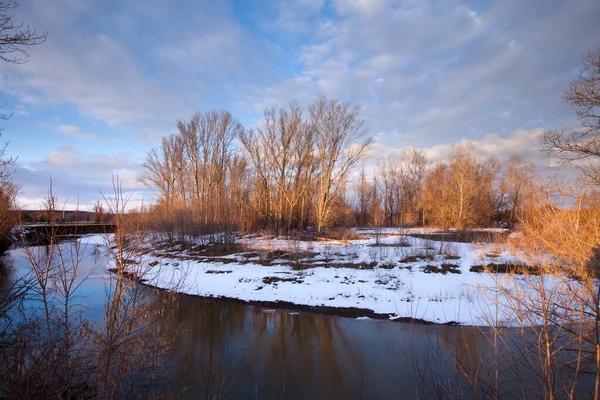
[92,228,551,327]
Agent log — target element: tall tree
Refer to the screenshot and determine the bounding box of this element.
[423,163,454,228]
[423,142,499,229]
[140,134,184,213]
[354,165,372,226]
[377,156,402,226]
[449,142,482,228]
[400,149,428,225]
[241,98,370,232]
[141,111,242,233]
[310,97,372,231]
[178,110,240,225]
[240,103,314,231]
[500,155,536,228]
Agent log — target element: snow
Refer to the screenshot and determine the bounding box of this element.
[83,228,564,327]
[78,234,109,246]
[10,229,592,328]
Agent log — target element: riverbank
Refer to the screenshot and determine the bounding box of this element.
[89,228,547,326]
[6,230,595,399]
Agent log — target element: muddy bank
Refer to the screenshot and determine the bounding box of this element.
[409,230,508,243]
[107,268,459,326]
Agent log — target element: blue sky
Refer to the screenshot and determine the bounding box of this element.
[0,0,599,209]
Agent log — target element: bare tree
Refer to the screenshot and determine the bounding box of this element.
[92,200,106,224]
[240,98,370,233]
[227,154,252,232]
[402,149,428,225]
[240,103,315,232]
[240,126,273,229]
[0,188,94,399]
[0,0,45,170]
[140,134,184,214]
[0,1,46,65]
[541,46,600,185]
[423,142,484,229]
[479,183,600,399]
[500,155,536,228]
[94,176,171,398]
[0,1,47,254]
[423,163,454,228]
[382,149,429,227]
[478,155,502,226]
[354,165,373,226]
[449,142,482,228]
[310,97,373,232]
[142,111,245,237]
[178,110,240,228]
[0,175,17,252]
[377,155,401,227]
[422,143,500,229]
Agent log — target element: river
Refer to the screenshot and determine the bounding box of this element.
[0,236,594,399]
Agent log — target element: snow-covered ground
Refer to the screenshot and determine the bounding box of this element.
[83,228,565,327]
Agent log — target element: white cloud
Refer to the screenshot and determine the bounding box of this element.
[3,0,598,209]
[422,128,546,165]
[14,145,149,210]
[274,0,325,31]
[0,0,192,129]
[132,128,172,146]
[368,127,544,163]
[238,0,600,151]
[56,124,99,140]
[11,104,29,116]
[1,34,190,127]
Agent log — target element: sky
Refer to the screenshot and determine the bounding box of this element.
[0,0,599,210]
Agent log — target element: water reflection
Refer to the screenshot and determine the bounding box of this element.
[162,293,500,399]
[1,239,595,399]
[0,256,10,296]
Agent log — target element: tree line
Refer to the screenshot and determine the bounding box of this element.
[141,98,538,236]
[356,144,536,230]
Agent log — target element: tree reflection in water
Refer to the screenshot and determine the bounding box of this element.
[1,239,597,399]
[164,296,363,399]
[160,293,513,399]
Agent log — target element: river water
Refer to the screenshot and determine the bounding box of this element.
[0,236,594,399]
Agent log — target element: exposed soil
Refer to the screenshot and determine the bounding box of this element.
[262,276,304,285]
[423,264,461,274]
[316,229,362,241]
[368,242,412,248]
[283,251,319,260]
[149,245,394,271]
[289,261,379,271]
[399,255,435,263]
[281,228,363,242]
[115,272,460,325]
[185,243,247,257]
[469,263,541,275]
[107,268,147,283]
[409,230,508,244]
[263,250,319,261]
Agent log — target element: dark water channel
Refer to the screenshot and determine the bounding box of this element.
[0,237,594,399]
